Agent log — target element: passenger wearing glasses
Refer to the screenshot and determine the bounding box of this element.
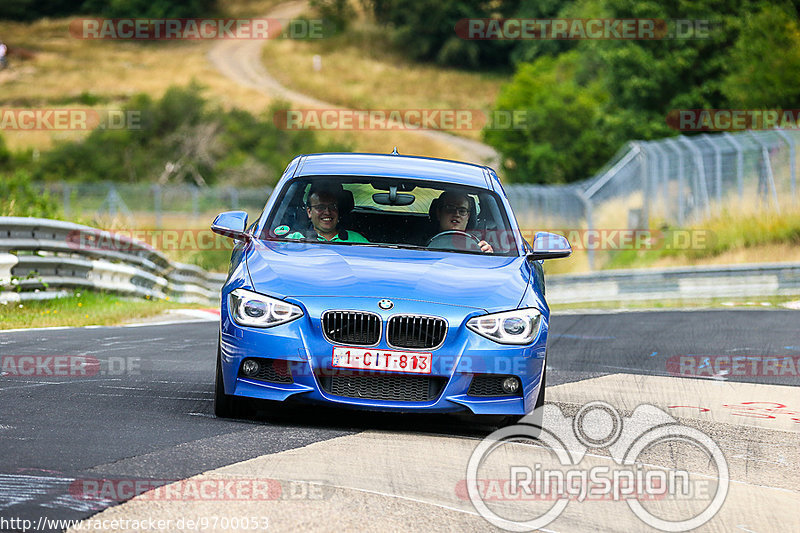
[431,191,494,253]
[285,186,369,242]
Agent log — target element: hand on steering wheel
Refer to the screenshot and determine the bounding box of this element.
[426,231,493,253]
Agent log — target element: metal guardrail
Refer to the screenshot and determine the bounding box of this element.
[0,217,227,305]
[3,217,798,307]
[546,262,800,304]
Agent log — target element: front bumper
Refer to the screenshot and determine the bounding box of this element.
[219,296,547,415]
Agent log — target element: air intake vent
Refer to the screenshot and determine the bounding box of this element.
[322,311,381,346]
[318,371,446,402]
[238,358,293,384]
[387,315,447,349]
[468,375,522,397]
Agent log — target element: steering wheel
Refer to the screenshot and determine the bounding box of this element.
[426,230,482,251]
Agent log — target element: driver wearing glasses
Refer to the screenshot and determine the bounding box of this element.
[433,191,493,253]
[285,186,369,243]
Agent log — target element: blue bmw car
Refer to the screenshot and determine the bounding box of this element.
[211,152,570,423]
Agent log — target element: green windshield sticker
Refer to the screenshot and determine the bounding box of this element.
[274,225,290,236]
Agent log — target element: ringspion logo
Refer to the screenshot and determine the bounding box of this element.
[465,402,728,531]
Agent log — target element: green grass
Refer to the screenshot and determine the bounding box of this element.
[603,210,800,270]
[0,291,206,329]
[549,294,800,312]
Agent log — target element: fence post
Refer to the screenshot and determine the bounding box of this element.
[723,132,744,202]
[578,190,595,271]
[666,139,685,226]
[229,187,239,210]
[680,135,712,219]
[637,142,650,228]
[748,131,781,213]
[191,185,200,219]
[704,134,723,208]
[775,128,797,204]
[62,183,71,218]
[648,142,668,220]
[152,184,162,228]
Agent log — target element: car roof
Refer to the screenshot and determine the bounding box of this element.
[294,153,492,189]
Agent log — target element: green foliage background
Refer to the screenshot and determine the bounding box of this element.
[28,84,349,185]
[0,84,350,217]
[3,0,218,21]
[367,0,800,184]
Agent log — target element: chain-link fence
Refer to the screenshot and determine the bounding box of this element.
[40,182,273,228]
[505,129,800,269]
[35,129,800,268]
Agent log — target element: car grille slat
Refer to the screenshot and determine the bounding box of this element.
[387,315,447,349]
[322,311,380,345]
[318,371,447,402]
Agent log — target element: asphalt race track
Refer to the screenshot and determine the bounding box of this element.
[1,310,798,532]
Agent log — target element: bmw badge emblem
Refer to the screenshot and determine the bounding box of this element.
[378,299,394,310]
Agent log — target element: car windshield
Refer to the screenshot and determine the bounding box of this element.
[260,176,519,255]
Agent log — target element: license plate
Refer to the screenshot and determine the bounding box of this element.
[331,346,432,374]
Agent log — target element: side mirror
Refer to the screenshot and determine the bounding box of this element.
[527,232,571,261]
[211,211,250,240]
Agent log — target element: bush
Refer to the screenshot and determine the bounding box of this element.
[3,0,218,20]
[35,84,351,186]
[365,0,519,68]
[484,52,615,183]
[0,169,61,218]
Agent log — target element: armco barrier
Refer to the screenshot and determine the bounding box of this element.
[0,217,227,305]
[3,217,798,307]
[546,262,800,304]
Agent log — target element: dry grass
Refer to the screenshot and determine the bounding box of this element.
[0,4,457,157]
[651,241,800,267]
[260,23,505,142]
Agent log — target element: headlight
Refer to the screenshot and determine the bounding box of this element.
[466,308,542,345]
[228,288,303,328]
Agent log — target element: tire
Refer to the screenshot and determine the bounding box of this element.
[214,344,243,418]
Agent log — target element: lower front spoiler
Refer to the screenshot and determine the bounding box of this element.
[232,376,529,416]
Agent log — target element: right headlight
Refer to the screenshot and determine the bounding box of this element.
[228,288,303,328]
[466,308,542,345]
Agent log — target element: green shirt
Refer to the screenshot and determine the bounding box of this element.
[285,230,369,243]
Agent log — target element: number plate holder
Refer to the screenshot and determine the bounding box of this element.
[331,346,432,374]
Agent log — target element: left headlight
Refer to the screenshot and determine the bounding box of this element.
[228,288,303,328]
[466,308,542,345]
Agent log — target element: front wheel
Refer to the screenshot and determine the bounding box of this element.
[214,344,244,418]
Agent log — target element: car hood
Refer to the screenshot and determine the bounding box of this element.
[245,240,531,312]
